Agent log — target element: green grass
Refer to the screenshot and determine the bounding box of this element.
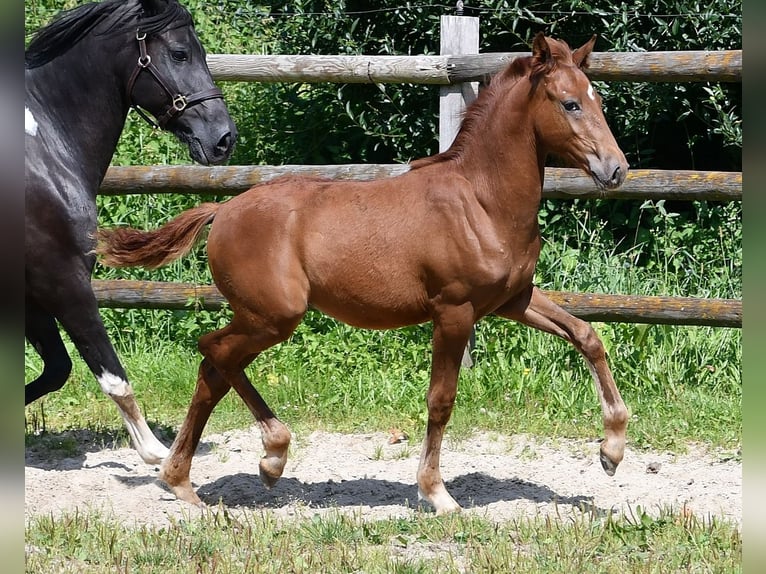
[24,506,741,573]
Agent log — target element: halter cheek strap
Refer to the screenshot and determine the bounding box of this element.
[126,31,224,129]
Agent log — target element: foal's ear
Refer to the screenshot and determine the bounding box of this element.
[140,0,169,16]
[531,32,552,66]
[573,35,597,69]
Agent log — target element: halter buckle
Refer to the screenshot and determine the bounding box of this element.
[171,95,188,113]
[135,32,150,67]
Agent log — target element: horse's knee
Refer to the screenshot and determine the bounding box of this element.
[573,322,606,360]
[96,370,134,399]
[426,389,457,425]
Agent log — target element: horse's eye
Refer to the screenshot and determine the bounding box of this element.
[563,100,581,112]
[171,49,188,62]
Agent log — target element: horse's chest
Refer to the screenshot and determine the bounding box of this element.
[468,235,540,300]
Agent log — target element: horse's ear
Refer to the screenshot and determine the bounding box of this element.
[531,32,552,66]
[573,35,597,69]
[532,32,554,70]
[140,0,169,16]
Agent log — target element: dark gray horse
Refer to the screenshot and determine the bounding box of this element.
[25,0,236,464]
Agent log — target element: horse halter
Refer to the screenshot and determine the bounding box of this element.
[125,31,223,129]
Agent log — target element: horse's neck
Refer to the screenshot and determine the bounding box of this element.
[27,43,130,187]
[459,96,545,210]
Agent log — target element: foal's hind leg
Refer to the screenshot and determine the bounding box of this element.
[417,303,474,515]
[495,286,628,474]
[159,359,231,505]
[162,313,297,504]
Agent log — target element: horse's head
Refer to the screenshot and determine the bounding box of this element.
[529,33,628,190]
[126,0,236,165]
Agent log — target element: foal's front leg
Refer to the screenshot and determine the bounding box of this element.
[417,304,474,514]
[495,286,629,474]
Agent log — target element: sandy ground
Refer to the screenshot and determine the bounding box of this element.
[24,427,741,529]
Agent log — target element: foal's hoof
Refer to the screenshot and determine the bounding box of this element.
[259,472,279,490]
[162,480,204,507]
[599,449,620,476]
[417,486,462,515]
[258,457,284,489]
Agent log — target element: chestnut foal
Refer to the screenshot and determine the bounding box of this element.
[99,33,629,513]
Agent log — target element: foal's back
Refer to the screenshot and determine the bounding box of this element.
[206,165,532,329]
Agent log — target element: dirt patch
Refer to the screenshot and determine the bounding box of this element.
[25,428,741,528]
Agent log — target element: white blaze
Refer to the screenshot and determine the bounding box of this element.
[25,106,38,136]
[587,83,596,101]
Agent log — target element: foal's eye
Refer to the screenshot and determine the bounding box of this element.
[563,100,581,112]
[171,49,188,62]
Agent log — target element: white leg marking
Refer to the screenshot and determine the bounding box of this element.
[97,370,170,464]
[97,371,133,397]
[25,107,38,136]
[587,83,596,101]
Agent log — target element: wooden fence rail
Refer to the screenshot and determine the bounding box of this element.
[91,280,742,328]
[207,50,742,84]
[100,166,742,202]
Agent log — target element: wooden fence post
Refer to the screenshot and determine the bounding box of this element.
[439,15,479,152]
[440,14,479,367]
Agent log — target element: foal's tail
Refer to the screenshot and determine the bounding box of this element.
[97,203,221,269]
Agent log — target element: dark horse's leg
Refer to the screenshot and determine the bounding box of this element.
[25,301,72,404]
[160,312,296,506]
[417,302,474,514]
[495,285,629,474]
[25,261,169,464]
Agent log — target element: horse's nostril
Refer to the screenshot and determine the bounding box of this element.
[611,165,622,182]
[216,131,232,151]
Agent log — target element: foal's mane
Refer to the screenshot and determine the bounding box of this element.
[410,37,574,170]
[25,0,192,69]
[410,56,538,169]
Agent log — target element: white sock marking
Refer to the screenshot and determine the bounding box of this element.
[97,369,170,463]
[25,107,38,136]
[97,370,132,397]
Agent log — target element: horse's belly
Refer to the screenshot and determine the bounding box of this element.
[309,281,429,330]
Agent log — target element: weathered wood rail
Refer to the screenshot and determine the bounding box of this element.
[207,50,742,84]
[100,166,742,202]
[92,280,742,328]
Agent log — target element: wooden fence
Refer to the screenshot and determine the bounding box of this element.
[93,16,742,329]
